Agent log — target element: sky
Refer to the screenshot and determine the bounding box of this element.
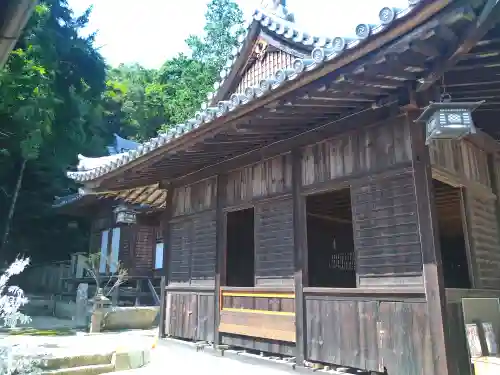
[67,0,409,69]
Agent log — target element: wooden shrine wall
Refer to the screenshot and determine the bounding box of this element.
[301,116,412,187]
[429,138,500,289]
[304,292,432,375]
[164,178,217,343]
[89,208,155,277]
[225,154,294,286]
[218,155,295,350]
[169,177,217,286]
[351,169,423,287]
[164,288,215,343]
[301,117,423,288]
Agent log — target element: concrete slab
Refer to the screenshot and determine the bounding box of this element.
[113,343,293,375]
[2,329,155,374]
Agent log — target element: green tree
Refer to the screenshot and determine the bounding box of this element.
[158,55,213,130]
[186,0,245,73]
[0,0,108,261]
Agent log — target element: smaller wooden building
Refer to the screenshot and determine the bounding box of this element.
[62,1,500,374]
[54,135,168,305]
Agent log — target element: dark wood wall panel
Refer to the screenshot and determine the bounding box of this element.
[169,220,192,284]
[169,211,217,286]
[466,192,500,289]
[302,117,411,186]
[173,177,217,217]
[305,296,432,374]
[351,170,423,287]
[119,225,132,271]
[132,225,155,276]
[165,291,215,342]
[191,211,217,283]
[254,198,294,286]
[225,153,292,206]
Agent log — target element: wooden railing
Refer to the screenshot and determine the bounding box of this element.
[219,287,296,342]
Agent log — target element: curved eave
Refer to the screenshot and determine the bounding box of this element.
[53,184,167,214]
[0,0,37,68]
[65,0,433,184]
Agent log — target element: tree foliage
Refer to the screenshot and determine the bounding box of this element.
[0,0,243,264]
[186,0,245,73]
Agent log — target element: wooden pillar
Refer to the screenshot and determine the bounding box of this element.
[213,174,227,347]
[158,185,173,338]
[291,148,308,365]
[158,275,167,338]
[408,112,452,375]
[134,279,141,306]
[459,187,477,289]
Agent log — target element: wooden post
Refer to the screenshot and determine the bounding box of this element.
[111,284,119,306]
[158,275,167,338]
[214,174,227,348]
[408,112,452,375]
[291,148,308,366]
[159,185,173,339]
[135,279,141,306]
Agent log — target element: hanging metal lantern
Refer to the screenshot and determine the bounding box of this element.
[415,100,484,145]
[114,204,136,224]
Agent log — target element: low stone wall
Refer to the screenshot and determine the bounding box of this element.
[23,297,55,316]
[101,306,160,331]
[54,300,77,320]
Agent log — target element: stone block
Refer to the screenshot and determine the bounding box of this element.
[100,306,160,331]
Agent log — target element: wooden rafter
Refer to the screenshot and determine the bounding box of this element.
[417,0,500,92]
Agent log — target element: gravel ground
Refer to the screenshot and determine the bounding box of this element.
[114,342,294,375]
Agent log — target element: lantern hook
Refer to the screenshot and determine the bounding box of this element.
[440,76,452,103]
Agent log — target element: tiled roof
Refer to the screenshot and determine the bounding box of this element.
[67,1,424,183]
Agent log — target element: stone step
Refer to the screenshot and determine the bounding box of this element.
[41,363,114,375]
[41,353,113,370]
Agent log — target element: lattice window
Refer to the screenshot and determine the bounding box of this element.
[329,252,355,271]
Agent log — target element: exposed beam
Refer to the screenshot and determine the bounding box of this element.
[418,0,500,92]
[172,106,393,187]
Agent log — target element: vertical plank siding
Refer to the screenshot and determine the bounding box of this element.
[225,153,292,206]
[165,291,215,342]
[428,139,463,178]
[169,211,217,286]
[429,138,491,189]
[351,170,423,287]
[173,177,217,217]
[305,296,432,375]
[169,220,193,284]
[461,141,491,188]
[466,193,500,289]
[301,118,411,186]
[191,211,217,283]
[254,198,295,286]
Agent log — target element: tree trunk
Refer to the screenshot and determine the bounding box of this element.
[1,159,27,252]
